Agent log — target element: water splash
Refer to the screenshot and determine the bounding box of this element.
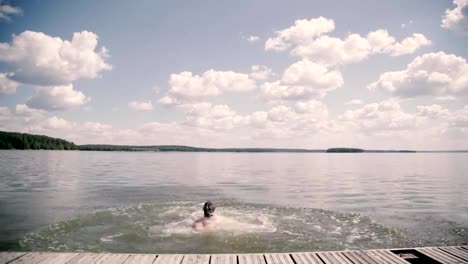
[20,201,418,253]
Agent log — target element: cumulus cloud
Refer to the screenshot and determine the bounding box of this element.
[261,59,343,100]
[368,52,468,98]
[265,17,430,66]
[128,100,154,111]
[442,0,468,34]
[180,102,247,131]
[159,69,256,106]
[26,84,90,111]
[249,65,274,81]
[0,30,111,86]
[0,72,19,94]
[291,30,430,66]
[0,1,21,22]
[417,104,450,118]
[340,100,422,133]
[265,17,335,51]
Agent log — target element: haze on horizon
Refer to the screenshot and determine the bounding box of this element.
[0,0,468,150]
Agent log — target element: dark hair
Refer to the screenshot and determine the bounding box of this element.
[203,201,216,217]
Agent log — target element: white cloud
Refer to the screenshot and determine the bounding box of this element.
[261,59,343,100]
[345,99,363,105]
[0,72,19,94]
[128,100,154,111]
[340,100,422,133]
[291,29,430,66]
[43,116,73,129]
[0,1,21,22]
[180,102,247,131]
[442,0,468,34]
[250,65,274,80]
[401,20,414,29]
[160,69,256,106]
[244,35,260,43]
[368,52,468,98]
[0,30,111,86]
[26,84,90,111]
[265,17,335,51]
[417,104,450,118]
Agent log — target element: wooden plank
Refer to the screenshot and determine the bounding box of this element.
[440,247,468,261]
[0,252,27,264]
[211,254,236,264]
[181,254,210,264]
[318,251,353,264]
[34,253,80,264]
[94,253,130,263]
[10,252,52,263]
[154,254,184,264]
[123,254,158,264]
[290,252,323,264]
[365,250,410,264]
[341,250,378,264]
[66,253,103,264]
[264,253,295,264]
[417,247,466,264]
[238,254,266,264]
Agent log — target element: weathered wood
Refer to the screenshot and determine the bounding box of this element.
[441,247,468,261]
[341,250,379,264]
[154,254,184,264]
[34,253,80,264]
[8,252,70,264]
[238,254,266,264]
[264,253,295,264]
[290,252,323,264]
[181,254,210,264]
[417,247,467,264]
[0,252,27,264]
[366,250,410,264]
[211,254,236,264]
[123,254,158,264]
[318,251,353,264]
[66,253,104,264]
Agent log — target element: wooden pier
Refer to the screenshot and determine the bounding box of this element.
[1,246,467,264]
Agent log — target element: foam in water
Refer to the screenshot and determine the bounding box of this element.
[20,201,417,253]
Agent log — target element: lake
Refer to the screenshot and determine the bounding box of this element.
[0,150,467,253]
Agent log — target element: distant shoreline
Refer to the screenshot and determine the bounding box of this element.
[1,130,467,153]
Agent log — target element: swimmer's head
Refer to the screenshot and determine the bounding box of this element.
[203,201,216,218]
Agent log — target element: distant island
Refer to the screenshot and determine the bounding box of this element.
[0,130,466,153]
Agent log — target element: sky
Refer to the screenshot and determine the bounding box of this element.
[0,0,468,150]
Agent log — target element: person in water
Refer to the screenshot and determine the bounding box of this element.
[192,201,216,230]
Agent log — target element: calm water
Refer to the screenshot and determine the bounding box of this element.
[0,150,467,253]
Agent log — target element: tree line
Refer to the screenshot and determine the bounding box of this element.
[0,131,78,150]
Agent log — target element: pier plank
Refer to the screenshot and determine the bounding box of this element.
[441,247,468,261]
[0,252,27,264]
[341,250,378,264]
[66,253,103,264]
[318,251,353,264]
[365,250,410,264]
[181,254,209,264]
[9,252,51,263]
[34,253,79,264]
[264,253,294,264]
[417,247,467,264]
[211,254,236,264]
[154,254,184,264]
[95,253,131,263]
[290,252,323,264]
[123,254,157,264]
[238,254,266,264]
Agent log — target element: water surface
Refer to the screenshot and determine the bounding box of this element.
[0,151,467,252]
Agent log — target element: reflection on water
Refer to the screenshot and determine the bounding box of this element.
[0,150,467,252]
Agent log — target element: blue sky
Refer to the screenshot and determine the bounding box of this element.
[0,0,468,149]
